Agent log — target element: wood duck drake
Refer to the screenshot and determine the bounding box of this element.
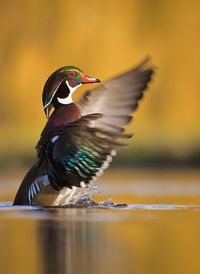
[13,58,153,206]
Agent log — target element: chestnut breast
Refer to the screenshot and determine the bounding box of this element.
[48,103,81,127]
[36,103,81,150]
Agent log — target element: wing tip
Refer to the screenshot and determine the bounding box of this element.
[138,55,155,78]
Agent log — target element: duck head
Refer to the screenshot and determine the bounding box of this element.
[42,66,100,118]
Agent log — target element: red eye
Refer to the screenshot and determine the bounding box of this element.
[69,71,75,77]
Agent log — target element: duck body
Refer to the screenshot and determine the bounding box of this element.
[13,59,153,206]
[14,103,82,206]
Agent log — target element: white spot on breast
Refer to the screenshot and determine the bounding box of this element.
[51,135,59,143]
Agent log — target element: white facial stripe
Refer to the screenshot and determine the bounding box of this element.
[57,81,81,105]
[57,95,73,104]
[43,71,81,109]
[66,80,81,93]
[43,80,63,109]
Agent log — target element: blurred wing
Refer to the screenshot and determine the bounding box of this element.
[77,57,154,132]
[45,114,131,189]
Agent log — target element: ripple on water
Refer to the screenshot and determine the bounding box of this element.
[0,201,199,210]
[0,200,199,223]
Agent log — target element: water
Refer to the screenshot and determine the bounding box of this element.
[0,169,200,274]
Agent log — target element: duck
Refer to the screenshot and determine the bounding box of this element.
[13,58,154,206]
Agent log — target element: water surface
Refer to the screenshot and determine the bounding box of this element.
[0,169,200,274]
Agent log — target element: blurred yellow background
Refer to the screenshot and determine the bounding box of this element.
[0,0,200,168]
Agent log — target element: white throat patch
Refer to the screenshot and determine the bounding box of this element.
[57,81,81,105]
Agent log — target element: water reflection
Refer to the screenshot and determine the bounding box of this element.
[1,170,200,274]
[37,204,200,274]
[38,208,135,274]
[0,204,200,274]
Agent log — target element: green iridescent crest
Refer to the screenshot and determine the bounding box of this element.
[42,66,82,109]
[42,66,100,118]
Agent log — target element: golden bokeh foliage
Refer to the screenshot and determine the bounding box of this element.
[0,1,200,163]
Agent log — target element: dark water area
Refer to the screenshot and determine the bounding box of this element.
[0,169,200,274]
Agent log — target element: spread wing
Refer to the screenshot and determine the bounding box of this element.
[44,114,131,189]
[77,57,154,132]
[35,58,153,192]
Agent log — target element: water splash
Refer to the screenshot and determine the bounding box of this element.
[65,182,127,208]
